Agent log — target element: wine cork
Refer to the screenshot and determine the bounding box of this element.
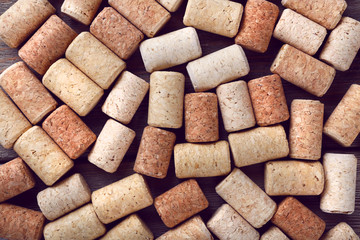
[0,157,35,202]
[154,179,209,228]
[271,44,336,97]
[13,126,74,186]
[187,44,250,92]
[323,84,360,147]
[228,125,289,167]
[0,0,55,48]
[216,80,256,132]
[248,74,289,127]
[261,226,289,240]
[43,58,104,117]
[235,0,279,53]
[43,204,106,240]
[92,173,153,224]
[320,17,360,71]
[0,203,45,240]
[19,15,77,75]
[88,119,135,173]
[156,0,183,12]
[37,173,92,220]
[174,141,231,178]
[134,126,176,179]
[102,71,149,124]
[321,222,359,240]
[61,0,102,25]
[185,93,219,143]
[271,197,326,240]
[216,168,277,228]
[90,7,144,60]
[148,71,185,128]
[139,27,202,73]
[320,153,357,214]
[66,32,126,89]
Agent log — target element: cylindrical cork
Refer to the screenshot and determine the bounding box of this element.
[148,71,185,128]
[42,58,104,117]
[88,119,135,173]
[66,32,126,90]
[271,44,336,97]
[320,17,360,71]
[0,0,55,48]
[156,0,183,12]
[248,74,289,126]
[271,197,326,240]
[13,126,74,186]
[134,126,176,179]
[320,153,357,214]
[321,222,359,240]
[139,27,202,73]
[323,84,360,147]
[43,204,106,240]
[0,157,35,202]
[61,0,102,25]
[235,0,279,53]
[185,93,219,143]
[261,226,289,240]
[187,44,250,92]
[37,173,92,220]
[264,160,325,196]
[228,125,289,167]
[18,15,77,75]
[92,173,153,224]
[0,203,45,240]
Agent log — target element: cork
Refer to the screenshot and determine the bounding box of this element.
[0,0,55,48]
[174,141,231,178]
[134,126,176,179]
[13,126,74,186]
[154,179,209,228]
[92,173,153,224]
[261,226,289,240]
[88,119,135,173]
[66,32,126,89]
[248,74,289,126]
[187,44,250,92]
[43,204,106,240]
[228,125,289,167]
[185,93,219,143]
[271,44,336,97]
[271,197,326,240]
[0,203,45,240]
[61,0,102,25]
[42,58,104,117]
[320,153,357,214]
[139,27,202,73]
[19,15,77,75]
[320,17,360,71]
[0,157,35,202]
[323,84,360,147]
[37,173,92,220]
[90,7,144,60]
[156,0,183,12]
[102,71,149,124]
[321,222,359,240]
[235,0,279,53]
[148,71,185,128]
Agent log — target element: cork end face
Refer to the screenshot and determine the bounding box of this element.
[323,127,352,147]
[270,44,288,73]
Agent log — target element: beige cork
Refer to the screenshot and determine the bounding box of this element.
[61,0,102,25]
[156,0,183,12]
[321,222,359,240]
[261,226,289,240]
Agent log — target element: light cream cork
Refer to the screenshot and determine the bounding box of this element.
[156,0,183,12]
[61,0,102,25]
[261,226,289,240]
[321,222,359,240]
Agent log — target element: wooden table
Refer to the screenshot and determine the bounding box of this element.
[1,0,359,238]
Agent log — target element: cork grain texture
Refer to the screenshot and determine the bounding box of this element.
[260,226,289,240]
[157,0,183,12]
[61,0,102,25]
[321,222,360,240]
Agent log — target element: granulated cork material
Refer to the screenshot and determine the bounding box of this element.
[61,0,102,25]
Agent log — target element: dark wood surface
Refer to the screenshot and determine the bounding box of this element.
[1,0,360,239]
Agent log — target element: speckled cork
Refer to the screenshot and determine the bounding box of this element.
[61,0,102,25]
[90,7,144,60]
[321,222,359,240]
[235,0,279,53]
[156,0,183,12]
[66,32,126,89]
[248,74,289,126]
[13,126,74,186]
[323,84,360,147]
[19,15,77,75]
[261,226,289,240]
[37,173,91,220]
[0,0,55,48]
[154,179,209,228]
[43,58,104,117]
[92,173,153,224]
[0,157,35,203]
[216,168,277,229]
[271,44,336,97]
